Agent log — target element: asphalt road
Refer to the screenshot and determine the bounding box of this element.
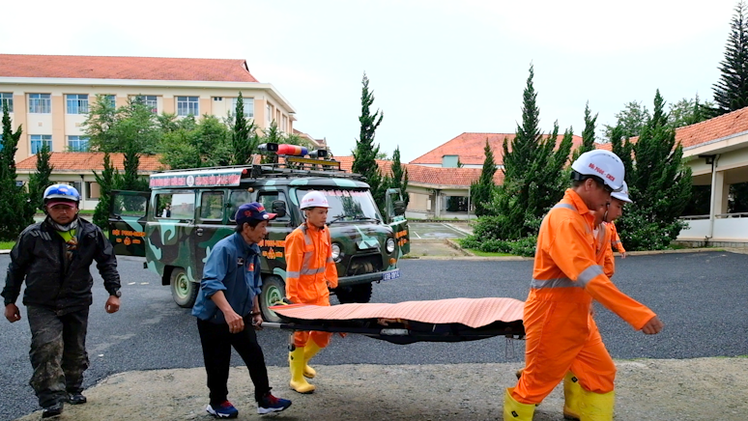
[1,251,747,420]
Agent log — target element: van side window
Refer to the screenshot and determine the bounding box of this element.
[113,194,147,218]
[200,191,224,220]
[258,191,290,221]
[228,190,253,222]
[161,192,195,220]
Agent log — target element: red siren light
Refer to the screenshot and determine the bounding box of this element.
[277,144,308,156]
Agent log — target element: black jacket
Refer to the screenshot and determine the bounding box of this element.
[2,217,121,312]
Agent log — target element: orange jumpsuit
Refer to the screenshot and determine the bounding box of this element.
[602,222,624,277]
[285,222,338,348]
[595,223,615,278]
[512,189,656,404]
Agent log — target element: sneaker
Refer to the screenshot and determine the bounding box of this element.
[41,402,64,418]
[206,401,239,419]
[258,392,292,415]
[67,392,87,405]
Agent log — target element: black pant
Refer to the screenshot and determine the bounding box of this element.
[27,306,89,408]
[196,315,270,405]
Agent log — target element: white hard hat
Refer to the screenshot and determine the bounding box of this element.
[300,191,329,209]
[571,150,625,192]
[611,181,633,203]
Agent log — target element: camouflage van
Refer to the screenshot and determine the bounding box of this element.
[108,145,410,321]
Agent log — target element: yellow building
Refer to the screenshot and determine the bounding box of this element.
[0,54,299,162]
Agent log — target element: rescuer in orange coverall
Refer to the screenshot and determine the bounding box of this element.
[561,185,631,420]
[285,191,338,394]
[504,150,663,421]
[603,181,631,276]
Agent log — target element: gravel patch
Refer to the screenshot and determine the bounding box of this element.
[13,357,748,420]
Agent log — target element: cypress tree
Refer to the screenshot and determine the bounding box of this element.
[713,1,748,115]
[616,90,693,250]
[27,144,54,213]
[390,146,409,206]
[572,102,597,161]
[469,64,572,244]
[469,139,496,216]
[230,92,259,165]
[93,152,119,229]
[0,104,31,240]
[352,73,385,212]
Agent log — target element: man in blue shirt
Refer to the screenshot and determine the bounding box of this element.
[192,202,291,418]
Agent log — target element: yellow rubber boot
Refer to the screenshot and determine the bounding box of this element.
[578,389,614,421]
[563,372,582,420]
[289,348,315,394]
[503,387,535,420]
[303,341,322,379]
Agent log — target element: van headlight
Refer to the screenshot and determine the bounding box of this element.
[386,238,396,254]
[331,243,342,262]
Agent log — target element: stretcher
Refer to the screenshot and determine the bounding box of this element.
[267,297,525,345]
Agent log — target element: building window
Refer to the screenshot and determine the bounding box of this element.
[282,115,288,133]
[67,135,89,152]
[0,93,13,113]
[266,104,272,126]
[177,96,199,116]
[231,97,254,119]
[30,135,52,154]
[85,181,100,199]
[28,94,51,114]
[105,95,116,108]
[133,95,158,113]
[66,94,89,114]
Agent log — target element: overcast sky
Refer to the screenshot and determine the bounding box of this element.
[1,0,739,162]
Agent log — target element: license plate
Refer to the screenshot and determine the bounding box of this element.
[382,269,401,281]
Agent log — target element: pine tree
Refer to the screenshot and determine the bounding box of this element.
[27,144,54,213]
[713,1,748,115]
[352,72,385,212]
[616,90,693,250]
[0,104,32,240]
[390,146,409,206]
[93,152,119,229]
[469,139,496,216]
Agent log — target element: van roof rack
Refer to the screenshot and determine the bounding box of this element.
[149,155,363,189]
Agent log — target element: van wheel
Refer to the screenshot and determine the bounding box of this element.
[171,268,198,308]
[260,276,286,323]
[335,283,373,304]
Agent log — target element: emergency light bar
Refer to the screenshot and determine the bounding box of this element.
[258,142,328,159]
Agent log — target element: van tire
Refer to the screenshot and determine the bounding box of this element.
[260,276,286,323]
[170,268,198,308]
[335,283,373,304]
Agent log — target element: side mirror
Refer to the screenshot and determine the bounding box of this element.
[394,201,406,216]
[271,200,287,218]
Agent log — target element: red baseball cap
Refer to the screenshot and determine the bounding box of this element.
[46,200,77,208]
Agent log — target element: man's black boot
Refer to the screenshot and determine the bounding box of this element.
[67,392,87,405]
[41,402,64,418]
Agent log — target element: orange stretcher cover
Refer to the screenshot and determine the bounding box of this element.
[268,297,525,344]
[271,297,524,328]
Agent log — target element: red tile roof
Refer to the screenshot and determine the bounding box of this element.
[0,54,259,82]
[336,156,503,187]
[16,152,165,172]
[409,132,584,166]
[595,106,748,153]
[675,107,748,149]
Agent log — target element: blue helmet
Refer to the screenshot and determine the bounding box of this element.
[43,184,81,203]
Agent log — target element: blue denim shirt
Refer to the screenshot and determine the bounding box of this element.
[191,233,262,324]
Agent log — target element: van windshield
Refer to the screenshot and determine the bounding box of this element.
[296,189,381,224]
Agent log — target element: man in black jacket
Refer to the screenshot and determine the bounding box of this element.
[2,184,122,419]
